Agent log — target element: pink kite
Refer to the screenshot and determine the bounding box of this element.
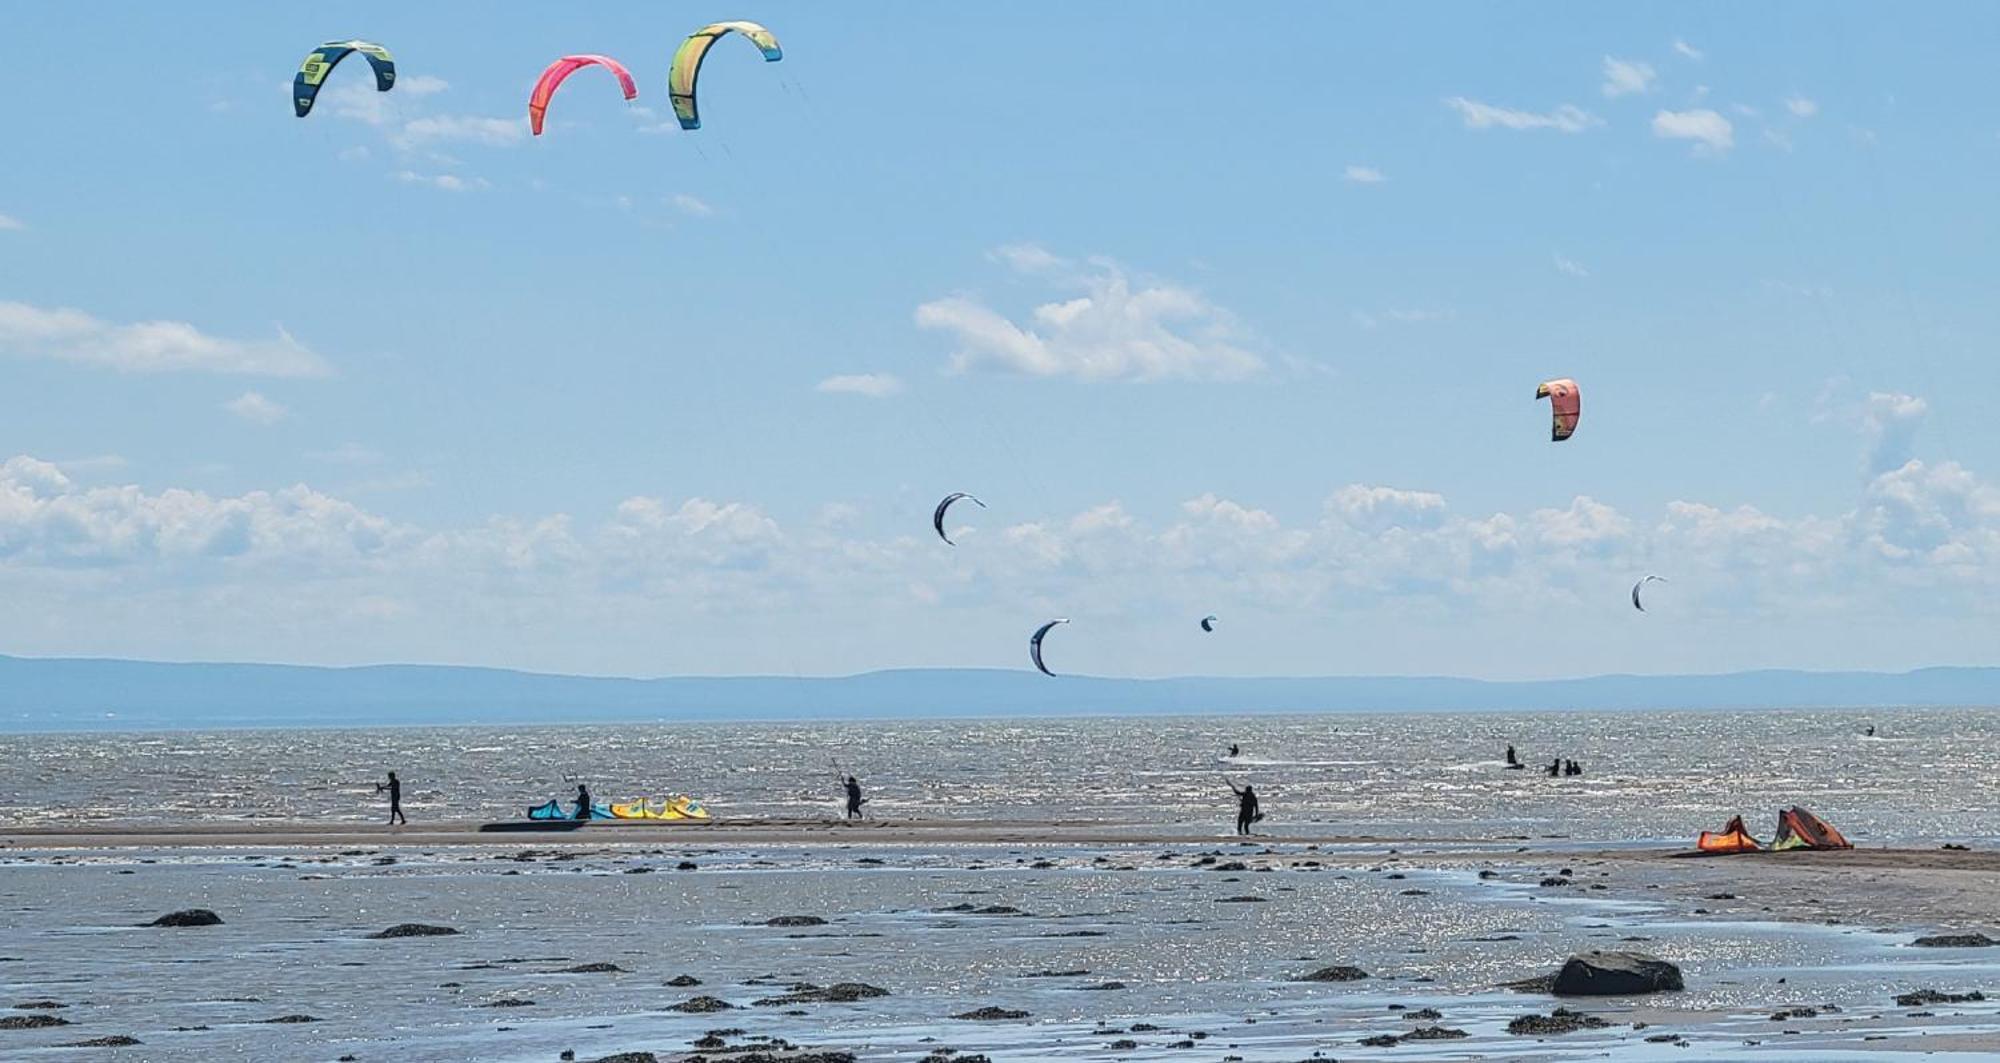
[1535,378,1581,442]
[528,54,638,136]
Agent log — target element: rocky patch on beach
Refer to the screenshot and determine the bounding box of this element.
[1296,965,1370,982]
[752,983,888,1006]
[953,1006,1029,1020]
[559,962,624,973]
[667,974,703,987]
[1507,1008,1610,1035]
[369,923,458,939]
[146,908,222,927]
[670,995,738,1013]
[1910,932,1996,948]
[1894,989,1985,1007]
[0,1014,69,1030]
[760,915,827,927]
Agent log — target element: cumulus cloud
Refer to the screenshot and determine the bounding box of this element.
[1652,108,1734,153]
[0,213,22,231]
[1672,39,1705,61]
[815,373,905,398]
[1861,391,1928,475]
[1343,164,1387,183]
[1784,95,1819,118]
[224,391,289,425]
[395,114,526,148]
[1601,57,1658,97]
[916,252,1263,381]
[1445,97,1601,133]
[0,301,328,377]
[1553,254,1589,278]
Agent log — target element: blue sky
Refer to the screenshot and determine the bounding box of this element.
[4,3,2000,679]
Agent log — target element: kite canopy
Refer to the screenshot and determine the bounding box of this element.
[529,54,639,135]
[1535,378,1581,442]
[1696,814,1763,854]
[932,492,986,546]
[294,40,395,118]
[669,20,783,130]
[1200,615,1219,632]
[1029,618,1069,677]
[1772,806,1851,851]
[1631,575,1666,612]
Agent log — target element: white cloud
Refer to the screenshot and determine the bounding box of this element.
[1553,254,1590,278]
[1672,39,1704,61]
[396,114,526,148]
[1343,164,1387,184]
[670,193,714,217]
[0,213,22,231]
[1651,108,1734,153]
[990,243,1065,274]
[1785,96,1820,118]
[815,373,905,398]
[916,252,1264,381]
[393,170,488,192]
[1601,57,1658,97]
[1445,97,1601,133]
[1861,391,1929,475]
[0,301,328,377]
[224,391,289,426]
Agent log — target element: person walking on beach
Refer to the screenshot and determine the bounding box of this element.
[375,771,406,825]
[843,775,866,820]
[1226,778,1261,835]
[572,783,593,821]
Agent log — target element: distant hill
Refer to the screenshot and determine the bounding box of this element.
[2,654,1996,731]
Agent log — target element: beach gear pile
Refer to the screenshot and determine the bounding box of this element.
[1695,806,1851,853]
[526,796,710,821]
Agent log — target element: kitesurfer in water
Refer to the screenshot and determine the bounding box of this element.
[1546,759,1562,777]
[1226,779,1261,835]
[375,771,406,825]
[572,783,593,821]
[844,776,866,820]
[1505,745,1519,767]
[1227,743,1240,758]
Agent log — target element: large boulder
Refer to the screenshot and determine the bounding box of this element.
[1550,951,1683,996]
[368,923,458,939]
[1911,933,1997,948]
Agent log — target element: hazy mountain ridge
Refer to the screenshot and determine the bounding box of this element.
[3,654,1996,731]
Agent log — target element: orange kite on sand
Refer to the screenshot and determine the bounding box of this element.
[1696,814,1763,854]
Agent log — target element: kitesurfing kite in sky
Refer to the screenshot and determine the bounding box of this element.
[1536,378,1581,442]
[669,21,783,130]
[529,55,639,136]
[294,40,395,118]
[1030,619,1069,677]
[932,492,985,546]
[1632,575,1667,612]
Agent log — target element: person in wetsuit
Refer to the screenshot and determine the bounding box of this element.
[1227,743,1240,758]
[843,775,866,820]
[375,771,406,825]
[1546,759,1562,777]
[1226,779,1261,835]
[1505,745,1519,767]
[572,783,593,821]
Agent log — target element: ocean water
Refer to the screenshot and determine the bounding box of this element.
[2,707,1995,845]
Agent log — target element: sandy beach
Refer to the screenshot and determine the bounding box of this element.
[3,820,1996,1061]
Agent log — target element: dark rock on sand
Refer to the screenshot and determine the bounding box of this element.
[13,1001,66,1010]
[1911,933,1997,948]
[260,1014,320,1024]
[590,1054,659,1063]
[669,996,736,1013]
[677,861,699,870]
[1551,952,1684,996]
[1507,1008,1610,1035]
[59,1035,143,1047]
[1402,1026,1468,1040]
[1538,877,1571,888]
[1894,989,1986,1007]
[1216,896,1266,903]
[479,998,535,1008]
[1080,981,1127,991]
[1404,1007,1443,1020]
[1297,965,1370,982]
[369,923,458,939]
[666,974,702,987]
[754,982,889,1006]
[1108,1040,1139,1050]
[1358,1034,1400,1047]
[953,1006,1030,1020]
[560,963,624,973]
[147,909,222,927]
[1770,1006,1819,1021]
[0,1014,70,1029]
[762,915,828,927]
